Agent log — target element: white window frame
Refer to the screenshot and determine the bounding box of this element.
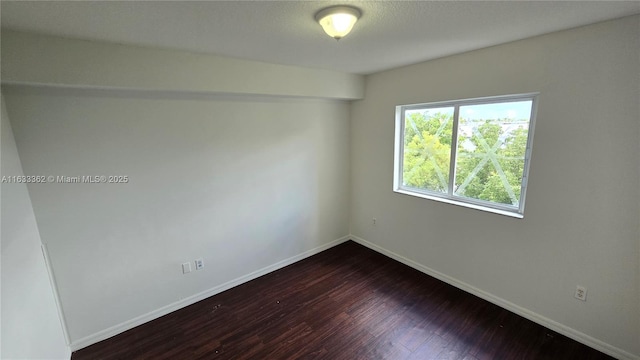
[393,93,539,218]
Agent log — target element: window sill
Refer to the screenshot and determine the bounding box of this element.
[393,188,524,219]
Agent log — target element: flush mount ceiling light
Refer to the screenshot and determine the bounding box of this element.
[315,5,361,40]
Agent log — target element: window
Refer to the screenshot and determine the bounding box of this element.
[393,94,538,218]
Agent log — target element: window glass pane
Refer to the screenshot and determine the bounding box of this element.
[454,101,532,206]
[402,107,454,193]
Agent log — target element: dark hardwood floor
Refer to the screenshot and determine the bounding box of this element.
[72,241,614,360]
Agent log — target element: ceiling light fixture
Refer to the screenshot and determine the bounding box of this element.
[315,5,361,40]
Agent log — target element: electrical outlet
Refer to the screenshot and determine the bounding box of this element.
[195,258,204,270]
[182,262,192,274]
[574,285,587,301]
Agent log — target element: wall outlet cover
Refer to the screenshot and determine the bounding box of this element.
[195,258,204,270]
[574,285,587,301]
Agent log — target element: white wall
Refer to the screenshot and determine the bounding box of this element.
[1,30,364,100]
[1,94,70,359]
[350,15,639,359]
[3,86,351,348]
[1,30,355,350]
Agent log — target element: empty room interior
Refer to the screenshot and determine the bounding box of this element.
[1,1,639,359]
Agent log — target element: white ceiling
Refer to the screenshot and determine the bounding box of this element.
[1,1,639,75]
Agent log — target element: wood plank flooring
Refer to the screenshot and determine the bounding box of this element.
[72,241,614,360]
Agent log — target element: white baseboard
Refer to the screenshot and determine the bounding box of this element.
[349,235,638,360]
[70,235,350,352]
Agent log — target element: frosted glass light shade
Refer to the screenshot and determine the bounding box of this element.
[315,6,361,39]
